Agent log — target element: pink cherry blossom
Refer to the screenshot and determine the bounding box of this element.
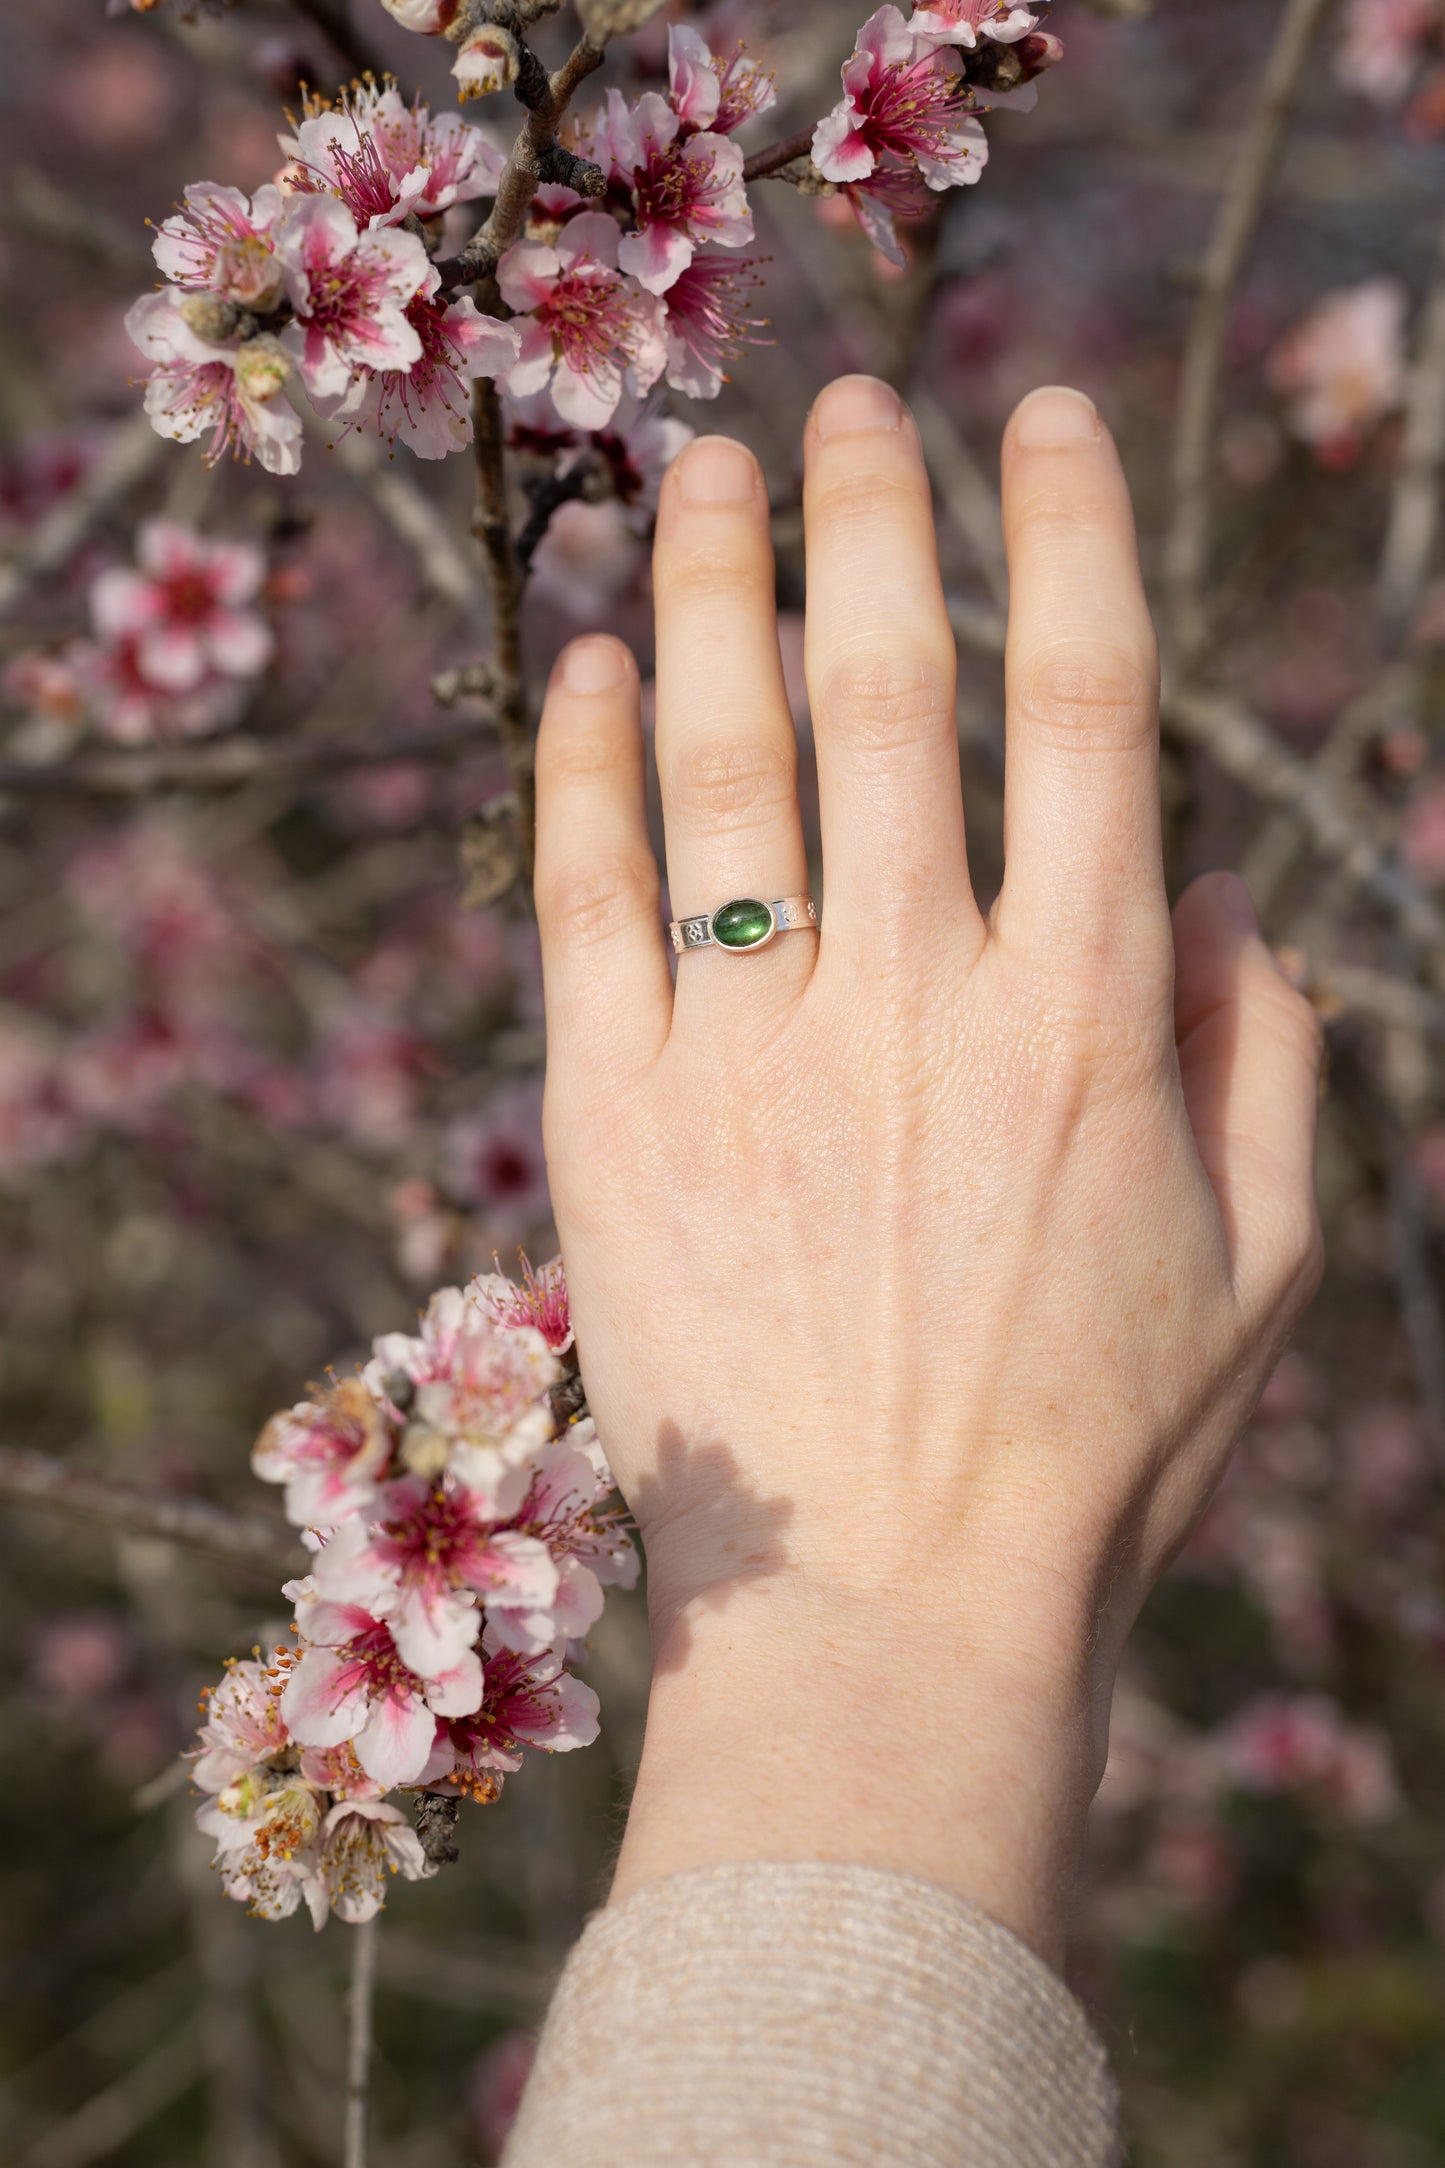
[273,193,431,402]
[812,7,988,191]
[282,82,505,228]
[497,211,667,429]
[666,24,777,135]
[472,1252,573,1354]
[440,1078,550,1226]
[318,1474,559,1674]
[419,1633,601,1794]
[152,181,287,308]
[334,282,521,459]
[197,1772,330,1927]
[1337,0,1440,104]
[72,633,250,746]
[191,1652,291,1793]
[1266,279,1407,465]
[281,1595,484,1786]
[89,521,271,696]
[368,1283,559,1502]
[911,0,1039,48]
[842,161,938,267]
[1218,1693,1400,1823]
[587,90,753,294]
[320,1798,431,1922]
[505,388,692,518]
[252,1374,394,1530]
[659,251,766,398]
[125,289,303,474]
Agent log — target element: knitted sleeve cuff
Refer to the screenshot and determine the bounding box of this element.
[502,1860,1120,2168]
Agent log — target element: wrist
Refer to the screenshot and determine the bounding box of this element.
[610,1572,1115,1967]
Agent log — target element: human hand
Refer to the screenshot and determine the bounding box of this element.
[530,378,1323,1959]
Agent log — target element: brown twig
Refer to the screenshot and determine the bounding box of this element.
[471,376,533,881]
[943,595,1445,980]
[343,1916,378,2168]
[742,128,818,183]
[1163,683,1445,976]
[0,1447,299,1571]
[435,29,608,289]
[1164,0,1332,667]
[1378,207,1445,636]
[0,716,495,799]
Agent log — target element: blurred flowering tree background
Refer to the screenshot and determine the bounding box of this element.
[3,0,1445,2162]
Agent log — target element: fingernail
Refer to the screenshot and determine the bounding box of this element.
[1014,386,1101,449]
[677,436,757,503]
[812,375,903,439]
[1215,872,1261,934]
[561,638,627,694]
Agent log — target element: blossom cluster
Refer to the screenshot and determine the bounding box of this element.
[191,1254,635,1927]
[129,10,1063,468]
[130,81,517,471]
[6,518,272,746]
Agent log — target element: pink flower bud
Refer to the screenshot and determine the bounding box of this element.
[452,24,520,101]
[379,0,463,30]
[1015,30,1063,78]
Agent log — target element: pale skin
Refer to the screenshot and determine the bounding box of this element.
[531,376,1324,1968]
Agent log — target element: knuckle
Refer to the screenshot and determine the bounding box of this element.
[812,465,924,535]
[665,735,795,828]
[655,546,767,611]
[818,649,954,754]
[1012,641,1158,756]
[538,851,658,945]
[538,725,629,790]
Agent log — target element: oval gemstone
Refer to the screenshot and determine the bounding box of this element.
[711,897,773,949]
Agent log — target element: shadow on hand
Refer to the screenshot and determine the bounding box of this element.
[633,1420,794,1675]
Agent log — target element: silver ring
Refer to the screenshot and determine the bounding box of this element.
[668,894,818,955]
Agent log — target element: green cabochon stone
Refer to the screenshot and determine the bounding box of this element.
[711,898,773,948]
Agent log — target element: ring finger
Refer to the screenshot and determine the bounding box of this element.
[652,434,813,1022]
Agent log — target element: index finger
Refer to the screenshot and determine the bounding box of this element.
[994,387,1165,972]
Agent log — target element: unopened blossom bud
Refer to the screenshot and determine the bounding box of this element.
[180,292,243,345]
[452,24,521,101]
[234,336,293,407]
[1015,30,1064,79]
[380,0,463,29]
[400,1419,451,1481]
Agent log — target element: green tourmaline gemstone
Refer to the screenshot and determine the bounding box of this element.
[711,897,773,949]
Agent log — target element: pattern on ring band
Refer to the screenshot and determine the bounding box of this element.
[668,895,818,955]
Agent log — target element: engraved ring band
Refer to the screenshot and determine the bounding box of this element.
[668,894,818,956]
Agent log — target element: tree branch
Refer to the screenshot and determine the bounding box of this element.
[470,375,532,883]
[944,595,1445,980]
[742,128,817,183]
[1378,206,1445,636]
[0,1448,299,1571]
[343,1916,378,2168]
[1163,683,1445,977]
[1164,0,1332,667]
[0,715,496,798]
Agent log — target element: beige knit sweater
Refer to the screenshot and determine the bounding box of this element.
[502,1862,1120,2166]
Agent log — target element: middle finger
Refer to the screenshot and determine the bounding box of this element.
[653,434,813,1018]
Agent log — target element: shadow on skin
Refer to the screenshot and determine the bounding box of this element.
[632,1420,794,1674]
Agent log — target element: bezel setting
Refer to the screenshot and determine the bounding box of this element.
[709,897,777,951]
